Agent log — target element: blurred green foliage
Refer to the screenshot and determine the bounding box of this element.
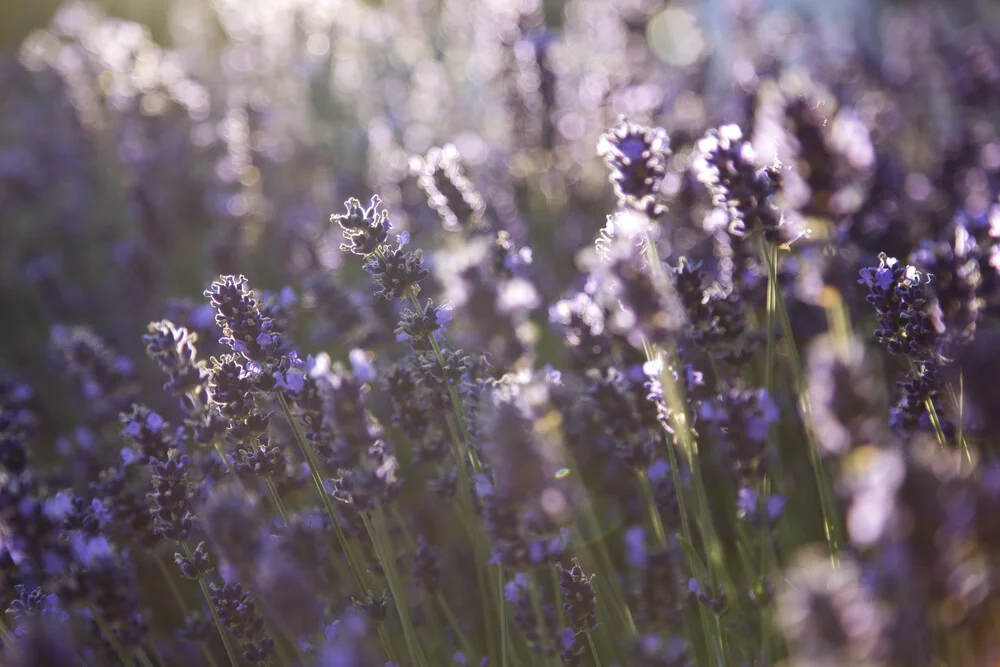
[0,0,171,49]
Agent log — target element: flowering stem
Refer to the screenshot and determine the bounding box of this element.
[147,644,167,667]
[155,553,189,612]
[261,475,290,525]
[88,604,136,667]
[943,376,972,463]
[761,237,777,393]
[758,237,842,553]
[212,442,240,482]
[437,592,479,663]
[274,390,368,588]
[498,565,510,667]
[180,543,240,667]
[585,630,603,667]
[135,647,156,667]
[154,554,223,667]
[409,292,481,474]
[377,625,400,666]
[362,510,428,667]
[637,469,666,546]
[198,642,222,667]
[642,234,732,666]
[525,573,554,654]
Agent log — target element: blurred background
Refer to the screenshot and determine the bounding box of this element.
[3,0,1000,441]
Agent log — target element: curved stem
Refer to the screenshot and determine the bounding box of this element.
[585,630,602,667]
[437,593,479,663]
[88,604,135,667]
[275,390,368,589]
[155,553,189,613]
[181,543,240,667]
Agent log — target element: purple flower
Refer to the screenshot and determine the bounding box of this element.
[625,526,647,568]
[349,349,375,383]
[146,411,164,431]
[275,370,306,394]
[737,488,758,515]
[119,447,140,467]
[70,533,112,566]
[435,303,454,329]
[766,495,787,522]
[43,492,74,521]
[648,459,670,482]
[122,420,143,439]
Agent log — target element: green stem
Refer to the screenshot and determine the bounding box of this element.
[212,442,240,482]
[759,236,841,553]
[198,642,221,667]
[275,390,368,589]
[378,625,400,666]
[642,235,733,666]
[181,544,240,667]
[136,647,156,667]
[88,605,136,667]
[262,475,290,525]
[525,574,554,654]
[409,292,481,474]
[437,593,479,664]
[761,236,777,393]
[586,630,602,667]
[362,510,428,667]
[499,566,510,667]
[637,470,666,546]
[155,554,224,667]
[154,553,189,612]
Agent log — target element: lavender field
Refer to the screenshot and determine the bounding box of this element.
[3,0,1000,665]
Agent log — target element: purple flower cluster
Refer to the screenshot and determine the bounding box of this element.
[4,1,1000,666]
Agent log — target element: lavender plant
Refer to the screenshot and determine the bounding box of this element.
[5,0,1000,666]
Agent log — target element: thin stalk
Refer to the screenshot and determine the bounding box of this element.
[154,553,189,613]
[550,567,567,631]
[362,510,428,667]
[198,642,221,667]
[762,237,777,393]
[759,236,841,553]
[560,447,637,638]
[499,566,510,667]
[275,390,368,588]
[262,475,290,525]
[212,442,240,482]
[378,625,400,666]
[270,625,295,666]
[437,593,479,664]
[136,647,156,667]
[642,235,732,666]
[908,360,948,449]
[944,376,972,463]
[88,604,136,667]
[155,556,222,667]
[409,292,481,473]
[455,502,497,663]
[637,470,666,545]
[525,573,554,654]
[958,373,968,462]
[182,544,240,667]
[442,416,497,662]
[586,630,603,667]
